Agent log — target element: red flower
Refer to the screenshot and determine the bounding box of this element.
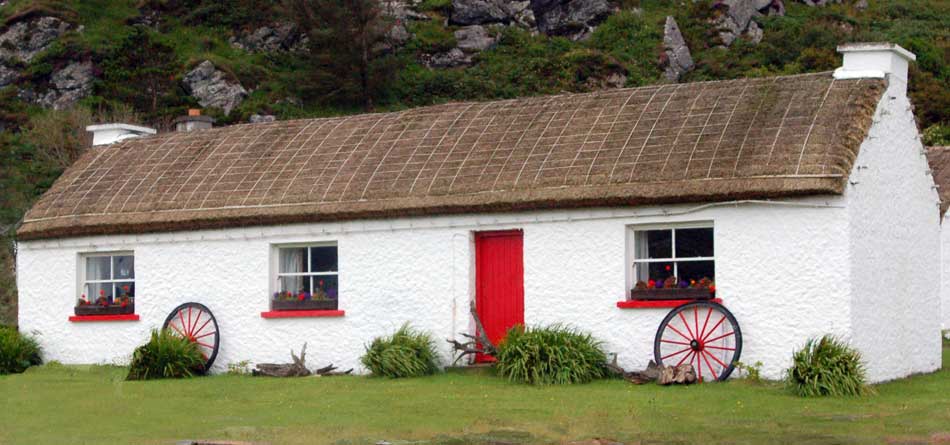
[647,279,656,289]
[122,285,130,292]
[665,265,671,271]
[318,280,324,286]
[298,293,306,301]
[99,289,105,296]
[120,301,128,308]
[709,284,716,294]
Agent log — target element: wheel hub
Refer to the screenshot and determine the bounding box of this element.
[690,339,703,351]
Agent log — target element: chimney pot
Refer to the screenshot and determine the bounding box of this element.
[86,124,157,146]
[834,42,916,95]
[174,112,215,132]
[188,108,202,117]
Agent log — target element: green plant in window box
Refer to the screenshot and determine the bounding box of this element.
[74,286,135,316]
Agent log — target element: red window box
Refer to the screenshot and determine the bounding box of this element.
[617,298,722,309]
[69,314,140,322]
[260,310,345,319]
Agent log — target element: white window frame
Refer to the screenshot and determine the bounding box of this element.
[625,223,715,290]
[77,251,135,301]
[270,242,339,297]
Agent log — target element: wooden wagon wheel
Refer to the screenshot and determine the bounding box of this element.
[653,301,742,382]
[162,302,220,372]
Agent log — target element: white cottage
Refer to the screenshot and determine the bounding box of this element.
[16,43,943,382]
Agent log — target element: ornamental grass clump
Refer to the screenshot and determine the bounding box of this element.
[0,325,42,374]
[127,329,205,380]
[495,324,610,385]
[786,335,868,397]
[361,323,440,378]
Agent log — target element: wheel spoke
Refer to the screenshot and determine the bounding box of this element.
[699,307,713,342]
[192,317,213,338]
[189,311,202,337]
[661,347,691,360]
[196,341,214,349]
[705,345,736,351]
[705,331,735,344]
[701,350,718,381]
[177,310,186,335]
[660,339,691,346]
[193,330,216,340]
[186,307,193,336]
[676,350,694,367]
[693,308,699,346]
[701,316,727,342]
[168,322,185,338]
[666,324,693,342]
[703,349,728,369]
[678,312,696,340]
[696,352,703,382]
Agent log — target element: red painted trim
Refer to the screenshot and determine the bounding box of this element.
[616,298,722,309]
[260,310,345,319]
[69,314,140,322]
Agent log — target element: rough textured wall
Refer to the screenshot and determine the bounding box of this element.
[846,80,943,382]
[18,201,855,379]
[943,213,950,331]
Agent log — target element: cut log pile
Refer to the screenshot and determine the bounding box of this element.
[252,343,353,377]
[618,360,698,385]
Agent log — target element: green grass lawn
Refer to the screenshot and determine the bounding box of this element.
[2,342,948,445]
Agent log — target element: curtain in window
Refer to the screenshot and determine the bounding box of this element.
[279,248,305,293]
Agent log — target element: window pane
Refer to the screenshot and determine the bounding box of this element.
[675,228,714,258]
[115,281,135,299]
[84,282,112,302]
[638,230,672,259]
[636,261,675,283]
[113,255,134,280]
[310,246,338,272]
[278,276,308,294]
[312,275,339,300]
[278,248,307,274]
[86,256,111,281]
[676,261,715,283]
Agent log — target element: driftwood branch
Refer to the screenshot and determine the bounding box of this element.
[447,301,497,364]
[253,343,353,377]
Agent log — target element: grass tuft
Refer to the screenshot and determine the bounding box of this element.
[361,323,441,378]
[127,329,205,381]
[786,335,868,397]
[495,324,610,385]
[0,325,42,374]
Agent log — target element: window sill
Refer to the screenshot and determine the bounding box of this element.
[616,298,722,309]
[69,314,140,322]
[260,310,345,319]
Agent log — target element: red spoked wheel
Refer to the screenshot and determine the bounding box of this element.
[653,301,742,382]
[162,302,220,372]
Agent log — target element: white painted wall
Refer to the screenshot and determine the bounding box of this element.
[18,198,864,380]
[845,79,943,382]
[943,213,950,332]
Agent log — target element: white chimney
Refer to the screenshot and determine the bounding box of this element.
[834,42,916,96]
[86,123,157,146]
[174,108,215,132]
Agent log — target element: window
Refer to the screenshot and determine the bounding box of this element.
[632,226,714,286]
[275,244,339,300]
[80,253,135,304]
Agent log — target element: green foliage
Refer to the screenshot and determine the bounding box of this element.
[416,0,451,14]
[407,21,457,54]
[361,323,440,378]
[495,324,610,385]
[786,335,868,397]
[127,329,205,380]
[924,125,950,147]
[734,360,764,383]
[97,26,185,118]
[0,325,42,374]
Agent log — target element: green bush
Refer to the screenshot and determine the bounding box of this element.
[361,323,440,378]
[127,329,205,380]
[0,326,42,374]
[495,324,609,385]
[786,335,868,397]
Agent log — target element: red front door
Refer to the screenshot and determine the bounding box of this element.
[474,230,525,363]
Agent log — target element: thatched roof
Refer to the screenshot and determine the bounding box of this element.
[19,72,885,240]
[926,146,950,215]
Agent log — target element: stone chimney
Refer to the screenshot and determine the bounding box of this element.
[174,109,215,132]
[86,123,157,146]
[834,42,916,96]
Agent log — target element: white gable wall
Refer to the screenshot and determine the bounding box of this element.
[845,82,943,382]
[944,213,950,331]
[18,199,856,380]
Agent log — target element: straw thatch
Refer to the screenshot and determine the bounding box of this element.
[18,72,885,240]
[926,146,950,215]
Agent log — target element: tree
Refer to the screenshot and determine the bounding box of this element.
[285,0,400,110]
[98,26,182,117]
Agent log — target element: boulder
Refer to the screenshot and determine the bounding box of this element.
[230,22,307,53]
[250,114,276,123]
[450,0,512,25]
[715,0,777,47]
[381,0,431,21]
[661,16,694,82]
[530,0,613,41]
[182,60,248,115]
[31,61,94,110]
[0,63,17,88]
[0,16,71,63]
[426,48,471,68]
[454,25,496,52]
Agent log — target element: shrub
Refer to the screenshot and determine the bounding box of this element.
[786,335,868,397]
[0,326,42,374]
[127,329,205,380]
[361,323,440,378]
[495,324,609,385]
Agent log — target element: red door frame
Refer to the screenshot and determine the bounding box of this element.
[474,229,525,363]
